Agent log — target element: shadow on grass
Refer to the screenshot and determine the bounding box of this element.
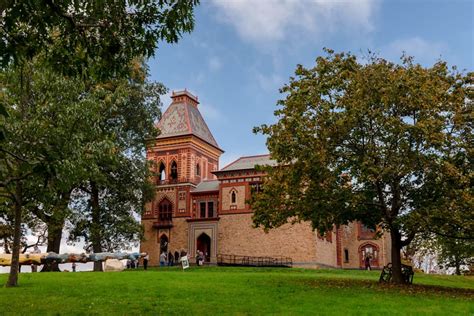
[293,278,474,298]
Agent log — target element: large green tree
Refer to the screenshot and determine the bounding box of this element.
[0,60,104,284]
[1,0,198,79]
[1,0,198,285]
[67,62,162,271]
[251,50,473,284]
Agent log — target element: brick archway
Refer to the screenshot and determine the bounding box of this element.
[197,233,211,262]
[359,242,380,269]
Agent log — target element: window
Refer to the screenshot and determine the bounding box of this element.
[170,161,178,180]
[158,199,172,221]
[344,249,349,263]
[200,202,206,218]
[207,201,214,218]
[250,183,263,194]
[196,163,200,176]
[231,191,236,204]
[159,162,166,181]
[199,201,215,218]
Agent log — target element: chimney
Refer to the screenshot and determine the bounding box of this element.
[171,89,199,107]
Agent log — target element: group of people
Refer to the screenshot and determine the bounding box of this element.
[195,250,206,266]
[159,250,187,267]
[127,252,150,270]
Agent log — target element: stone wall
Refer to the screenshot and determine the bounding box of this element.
[217,213,320,264]
[168,218,189,259]
[140,220,159,266]
[140,218,189,267]
[314,231,338,267]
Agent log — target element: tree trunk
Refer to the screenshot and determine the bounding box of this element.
[390,228,404,284]
[90,181,103,272]
[6,182,22,287]
[455,257,461,275]
[41,220,64,272]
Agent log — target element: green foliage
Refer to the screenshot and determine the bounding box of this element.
[1,0,199,79]
[64,60,164,253]
[437,237,474,275]
[0,57,163,265]
[251,49,473,282]
[0,268,472,314]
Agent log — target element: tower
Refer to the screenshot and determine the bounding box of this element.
[141,90,223,265]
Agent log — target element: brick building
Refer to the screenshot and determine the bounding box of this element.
[140,90,391,268]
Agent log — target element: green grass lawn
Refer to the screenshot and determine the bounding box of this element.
[0,267,472,315]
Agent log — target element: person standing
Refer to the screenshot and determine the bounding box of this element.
[365,255,371,271]
[174,251,179,263]
[72,262,77,272]
[168,251,174,266]
[199,250,204,266]
[195,251,200,266]
[143,253,149,270]
[160,252,167,267]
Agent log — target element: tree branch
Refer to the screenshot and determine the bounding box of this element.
[401,230,417,247]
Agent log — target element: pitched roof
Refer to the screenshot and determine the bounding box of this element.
[192,180,220,193]
[219,154,277,172]
[156,90,220,149]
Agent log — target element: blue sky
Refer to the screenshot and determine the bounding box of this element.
[149,0,473,168]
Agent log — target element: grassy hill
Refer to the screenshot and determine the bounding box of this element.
[0,267,472,315]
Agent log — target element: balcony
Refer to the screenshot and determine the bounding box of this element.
[156,179,179,185]
[152,215,173,229]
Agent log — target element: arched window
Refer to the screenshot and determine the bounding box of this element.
[159,162,166,181]
[170,161,178,180]
[158,198,172,221]
[196,163,200,176]
[231,191,236,204]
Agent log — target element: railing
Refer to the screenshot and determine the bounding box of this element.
[217,254,292,268]
[156,179,179,185]
[152,219,173,228]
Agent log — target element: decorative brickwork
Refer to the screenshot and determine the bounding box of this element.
[221,185,246,211]
[140,91,392,268]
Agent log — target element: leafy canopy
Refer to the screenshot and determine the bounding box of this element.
[1,0,199,79]
[251,49,472,245]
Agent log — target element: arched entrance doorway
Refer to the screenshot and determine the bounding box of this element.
[160,234,168,254]
[359,243,379,269]
[196,233,211,262]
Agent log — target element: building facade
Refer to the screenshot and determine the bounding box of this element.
[140,90,391,268]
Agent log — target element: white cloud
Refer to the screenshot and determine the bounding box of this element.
[208,56,222,72]
[211,0,377,44]
[256,72,285,92]
[381,37,448,64]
